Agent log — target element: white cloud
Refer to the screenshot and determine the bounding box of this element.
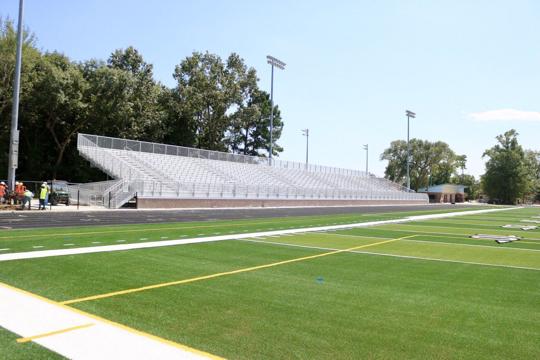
[468,108,540,122]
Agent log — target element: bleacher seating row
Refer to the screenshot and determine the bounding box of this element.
[77,133,428,206]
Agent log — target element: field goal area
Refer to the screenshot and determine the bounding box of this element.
[1,206,539,359]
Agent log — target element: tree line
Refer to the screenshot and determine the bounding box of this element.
[381,130,540,204]
[0,19,283,182]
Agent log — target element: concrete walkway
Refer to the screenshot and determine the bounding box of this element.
[0,283,219,359]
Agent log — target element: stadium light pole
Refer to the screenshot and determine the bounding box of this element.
[7,0,24,192]
[302,129,309,168]
[405,110,416,191]
[266,55,286,165]
[363,144,369,174]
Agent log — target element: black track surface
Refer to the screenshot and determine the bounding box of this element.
[0,204,471,230]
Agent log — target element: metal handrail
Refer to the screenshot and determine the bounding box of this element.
[78,133,369,178]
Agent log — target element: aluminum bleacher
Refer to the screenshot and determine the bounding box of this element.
[76,133,428,208]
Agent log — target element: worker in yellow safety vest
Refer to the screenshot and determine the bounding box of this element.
[39,183,49,210]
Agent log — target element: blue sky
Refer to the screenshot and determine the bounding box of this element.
[2,0,539,177]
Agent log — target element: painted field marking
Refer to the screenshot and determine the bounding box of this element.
[0,207,522,263]
[324,232,540,251]
[60,235,415,305]
[240,238,540,271]
[392,222,540,237]
[0,248,10,252]
[16,323,95,343]
[116,240,126,243]
[63,244,74,246]
[32,246,44,249]
[402,238,540,252]
[0,217,346,240]
[366,227,540,241]
[91,242,101,244]
[0,282,222,359]
[0,212,388,239]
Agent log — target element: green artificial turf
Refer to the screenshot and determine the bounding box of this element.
[0,206,493,254]
[0,206,538,359]
[0,326,65,360]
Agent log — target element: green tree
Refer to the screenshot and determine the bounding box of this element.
[172,52,236,151]
[381,139,463,191]
[170,51,284,155]
[524,150,540,202]
[226,90,283,157]
[81,47,166,141]
[481,130,531,204]
[22,52,89,179]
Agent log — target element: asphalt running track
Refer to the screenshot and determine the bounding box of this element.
[0,204,473,230]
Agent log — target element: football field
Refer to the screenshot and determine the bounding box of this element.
[1,206,539,359]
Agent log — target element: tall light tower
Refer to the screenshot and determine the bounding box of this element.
[363,144,369,174]
[405,110,416,191]
[7,0,24,191]
[266,55,286,165]
[302,129,309,168]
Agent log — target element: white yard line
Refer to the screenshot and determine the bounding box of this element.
[0,283,217,360]
[402,238,540,252]
[0,207,519,262]
[239,238,540,271]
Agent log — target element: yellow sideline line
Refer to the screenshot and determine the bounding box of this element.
[17,323,94,343]
[0,282,224,359]
[61,235,415,305]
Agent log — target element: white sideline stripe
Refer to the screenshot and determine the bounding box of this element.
[240,239,540,271]
[0,207,519,262]
[0,284,212,359]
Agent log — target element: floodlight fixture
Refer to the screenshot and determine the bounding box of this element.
[405,110,416,190]
[302,129,309,167]
[266,55,286,70]
[363,144,369,174]
[267,55,286,165]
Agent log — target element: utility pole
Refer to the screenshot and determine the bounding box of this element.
[7,0,24,191]
[405,110,416,191]
[363,144,369,174]
[302,129,309,168]
[266,55,285,165]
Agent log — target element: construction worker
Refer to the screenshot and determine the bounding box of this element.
[14,182,22,204]
[39,183,48,210]
[43,181,50,206]
[0,181,6,204]
[21,188,34,210]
